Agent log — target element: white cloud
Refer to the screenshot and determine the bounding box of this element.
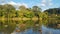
[7,1,17,5]
[49,3,53,6]
[1,1,28,8]
[40,0,46,7]
[48,0,52,2]
[36,0,53,11]
[41,0,46,3]
[41,3,46,6]
[40,0,53,7]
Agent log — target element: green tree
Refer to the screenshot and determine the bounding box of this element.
[32,6,41,18]
[24,10,35,18]
[3,4,16,18]
[0,5,5,17]
[18,5,26,18]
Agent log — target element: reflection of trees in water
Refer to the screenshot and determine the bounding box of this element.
[0,20,16,34]
[15,20,42,34]
[18,20,34,32]
[33,24,40,34]
[0,20,43,34]
[45,19,60,29]
[33,20,42,34]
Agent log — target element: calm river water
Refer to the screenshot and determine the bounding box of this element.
[0,19,60,34]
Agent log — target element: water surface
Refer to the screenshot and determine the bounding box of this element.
[0,20,60,34]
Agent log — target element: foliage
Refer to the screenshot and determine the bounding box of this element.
[0,4,48,20]
[44,8,60,15]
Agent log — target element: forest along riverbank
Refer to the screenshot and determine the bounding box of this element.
[0,17,39,21]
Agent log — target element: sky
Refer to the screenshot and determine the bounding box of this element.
[0,0,60,11]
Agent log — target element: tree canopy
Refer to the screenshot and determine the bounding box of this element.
[0,4,48,20]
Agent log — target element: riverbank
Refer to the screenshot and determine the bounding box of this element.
[0,17,39,21]
[0,17,60,21]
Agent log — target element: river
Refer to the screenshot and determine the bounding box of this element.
[0,20,60,34]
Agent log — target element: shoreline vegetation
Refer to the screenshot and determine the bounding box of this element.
[0,17,41,21]
[0,17,59,21]
[0,4,60,21]
[0,4,48,21]
[0,18,38,20]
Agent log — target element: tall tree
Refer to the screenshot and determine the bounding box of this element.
[3,4,16,18]
[32,6,41,18]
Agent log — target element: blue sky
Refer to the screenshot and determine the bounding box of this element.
[0,0,60,11]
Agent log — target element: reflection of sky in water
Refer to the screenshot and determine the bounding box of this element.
[11,25,60,34]
[1,20,60,34]
[42,25,60,34]
[12,28,40,34]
